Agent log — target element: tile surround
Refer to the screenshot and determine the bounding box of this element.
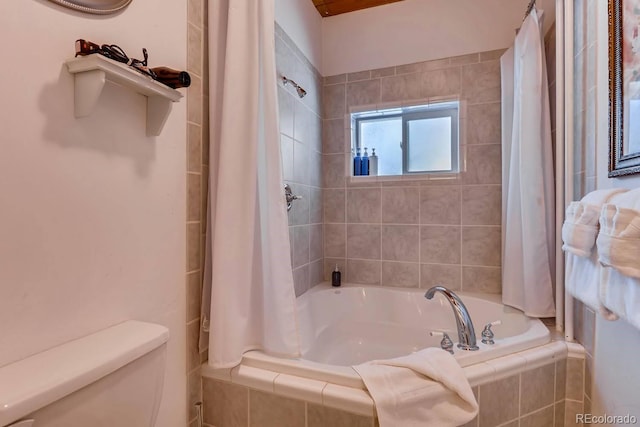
[322,50,504,292]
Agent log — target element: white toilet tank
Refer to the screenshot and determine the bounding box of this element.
[0,321,169,427]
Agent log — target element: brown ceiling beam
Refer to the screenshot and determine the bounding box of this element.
[313,0,404,17]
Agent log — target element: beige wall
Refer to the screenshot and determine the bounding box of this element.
[321,0,556,76]
[0,1,187,425]
[322,50,504,293]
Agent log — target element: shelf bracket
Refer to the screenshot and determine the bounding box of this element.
[73,69,106,117]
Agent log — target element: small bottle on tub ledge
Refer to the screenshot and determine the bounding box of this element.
[331,265,341,287]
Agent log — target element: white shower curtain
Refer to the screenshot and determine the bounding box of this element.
[199,0,300,368]
[501,9,556,317]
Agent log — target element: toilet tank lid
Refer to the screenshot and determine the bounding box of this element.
[0,321,169,427]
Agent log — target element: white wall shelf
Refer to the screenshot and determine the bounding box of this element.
[65,55,183,136]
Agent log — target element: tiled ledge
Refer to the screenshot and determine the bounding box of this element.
[200,340,581,417]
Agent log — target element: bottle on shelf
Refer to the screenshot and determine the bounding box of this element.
[332,265,341,287]
[369,148,378,176]
[150,67,192,89]
[361,147,370,176]
[354,148,362,176]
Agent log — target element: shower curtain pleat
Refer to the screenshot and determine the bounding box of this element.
[501,9,556,318]
[199,0,300,368]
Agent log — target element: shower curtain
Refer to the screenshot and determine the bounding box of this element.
[199,0,300,368]
[500,8,556,317]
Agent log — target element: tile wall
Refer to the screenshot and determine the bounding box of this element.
[322,50,504,293]
[275,23,325,297]
[201,356,585,427]
[186,0,208,425]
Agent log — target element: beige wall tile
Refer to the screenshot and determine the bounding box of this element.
[291,226,310,268]
[461,186,501,226]
[187,271,201,322]
[202,379,248,427]
[249,390,305,427]
[462,266,501,293]
[347,224,381,260]
[480,49,507,62]
[382,261,419,287]
[381,225,419,262]
[467,102,501,145]
[309,259,324,287]
[310,187,323,224]
[566,358,585,401]
[310,151,322,188]
[323,118,346,154]
[347,79,381,107]
[396,62,424,74]
[347,259,381,284]
[421,264,462,290]
[310,224,323,261]
[187,0,203,28]
[187,320,200,372]
[307,403,373,427]
[462,226,501,266]
[556,359,567,402]
[187,173,202,222]
[187,223,201,272]
[323,154,346,188]
[323,84,346,119]
[462,144,502,185]
[324,224,347,258]
[381,73,423,102]
[461,61,501,104]
[381,187,419,224]
[521,405,554,427]
[293,141,310,185]
[281,135,294,182]
[325,74,346,85]
[450,53,479,66]
[347,188,381,223]
[371,66,396,78]
[584,353,593,400]
[187,75,203,124]
[420,226,461,264]
[324,189,346,223]
[555,401,565,427]
[420,186,461,225]
[564,400,584,427]
[278,86,295,138]
[293,264,309,297]
[187,23,202,76]
[347,70,371,81]
[295,102,322,151]
[421,67,462,98]
[520,363,555,415]
[478,374,519,427]
[423,57,451,71]
[187,123,202,173]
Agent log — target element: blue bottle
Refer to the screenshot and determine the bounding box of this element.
[354,148,362,176]
[361,148,369,176]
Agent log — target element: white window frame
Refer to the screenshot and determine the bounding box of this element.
[353,101,459,175]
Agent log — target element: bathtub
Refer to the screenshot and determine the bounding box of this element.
[201,282,572,417]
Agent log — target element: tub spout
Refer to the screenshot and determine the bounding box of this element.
[425,286,479,351]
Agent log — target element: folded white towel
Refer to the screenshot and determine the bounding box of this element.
[353,348,478,427]
[565,251,617,320]
[561,189,627,256]
[596,188,640,330]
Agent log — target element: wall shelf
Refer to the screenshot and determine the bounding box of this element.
[65,55,183,136]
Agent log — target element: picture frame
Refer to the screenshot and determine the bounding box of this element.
[47,0,132,15]
[609,0,640,177]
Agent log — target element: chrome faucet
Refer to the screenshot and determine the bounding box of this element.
[425,286,479,351]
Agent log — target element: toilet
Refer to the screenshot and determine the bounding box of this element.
[0,321,169,427]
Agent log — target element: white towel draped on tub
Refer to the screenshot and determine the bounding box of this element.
[353,348,478,427]
[597,189,640,329]
[562,189,627,318]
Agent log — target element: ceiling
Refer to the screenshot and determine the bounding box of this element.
[311,0,404,17]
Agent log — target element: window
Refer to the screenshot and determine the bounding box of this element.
[352,101,459,176]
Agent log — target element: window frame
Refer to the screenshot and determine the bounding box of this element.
[353,101,459,176]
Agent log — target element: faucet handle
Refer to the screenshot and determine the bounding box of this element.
[481,320,502,345]
[430,331,454,354]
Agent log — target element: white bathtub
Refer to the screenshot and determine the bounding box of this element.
[239,283,551,389]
